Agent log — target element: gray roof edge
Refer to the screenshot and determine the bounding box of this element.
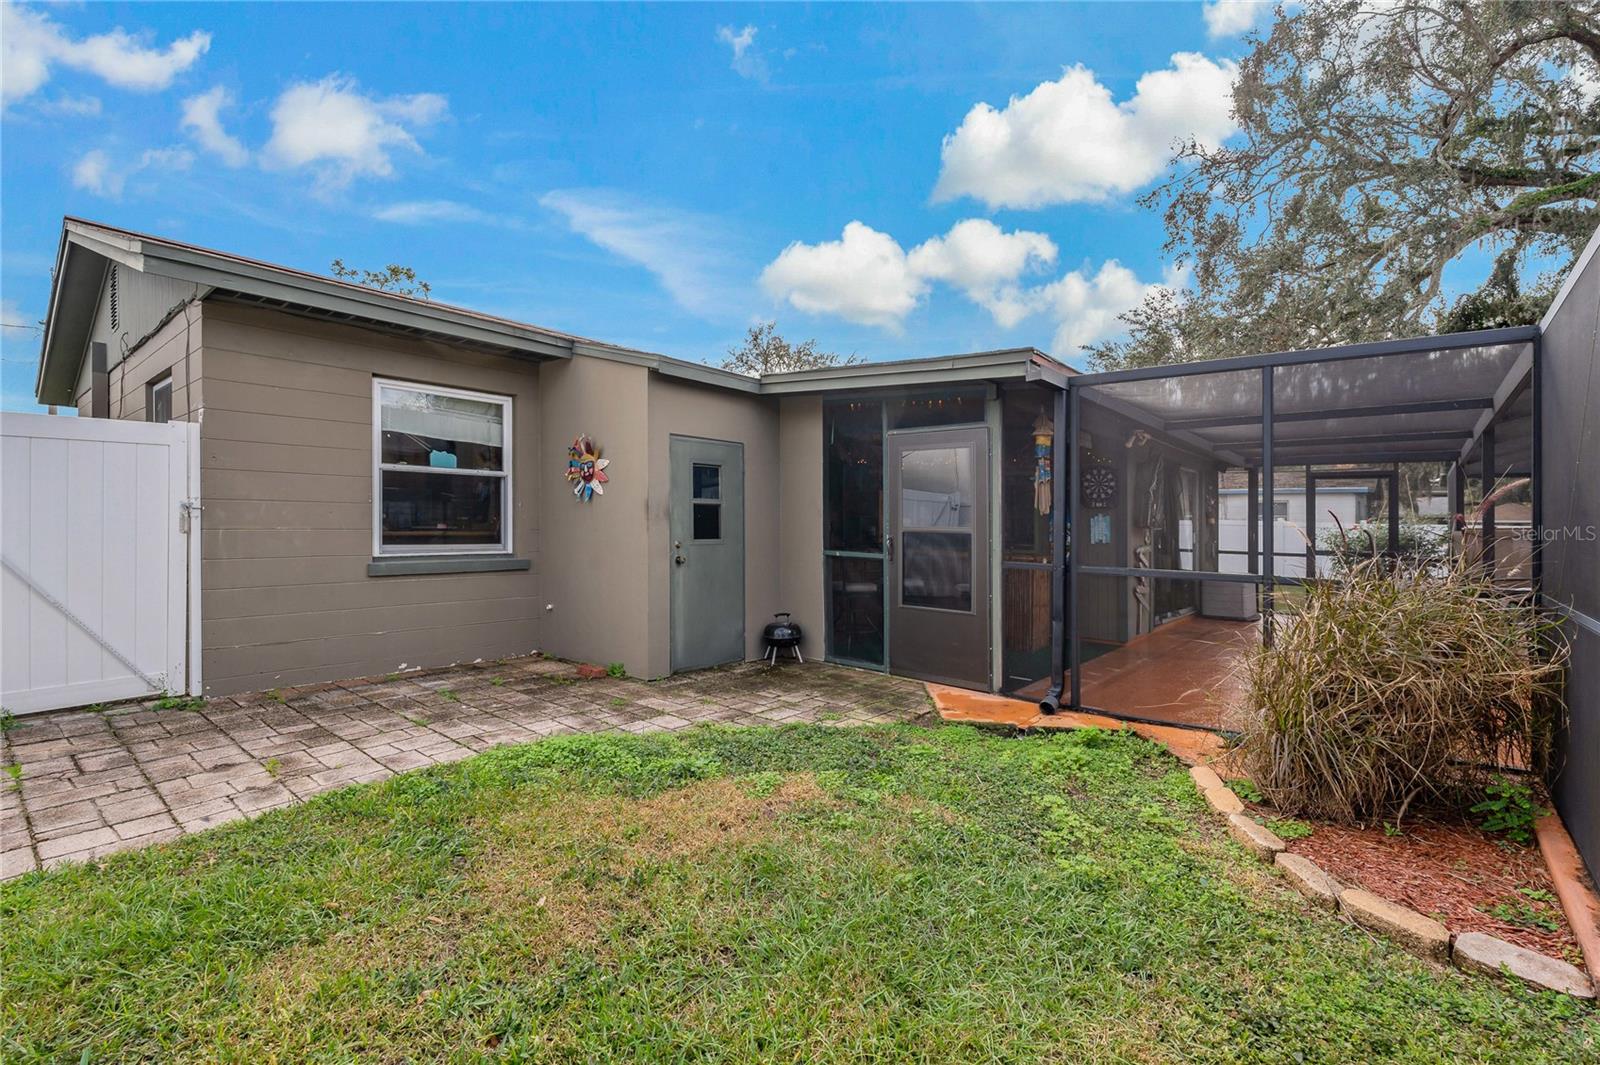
[131,239,580,356]
[756,347,1067,394]
[571,340,762,394]
[760,346,1053,382]
[36,233,109,404]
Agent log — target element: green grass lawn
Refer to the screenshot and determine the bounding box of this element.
[3,724,1594,1063]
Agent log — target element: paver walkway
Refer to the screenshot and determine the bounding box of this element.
[1,656,932,880]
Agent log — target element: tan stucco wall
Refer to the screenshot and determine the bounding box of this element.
[643,376,781,678]
[535,355,653,675]
[71,292,825,690]
[197,301,545,694]
[777,396,825,662]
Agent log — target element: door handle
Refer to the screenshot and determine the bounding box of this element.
[675,554,687,565]
[885,534,894,562]
[674,540,685,565]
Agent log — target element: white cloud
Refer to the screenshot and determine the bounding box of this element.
[761,219,1062,331]
[932,52,1239,209]
[906,219,1057,328]
[761,219,1179,352]
[71,144,193,199]
[1037,261,1185,353]
[373,199,492,225]
[716,24,768,82]
[37,93,101,117]
[2,4,210,104]
[1203,1,1272,39]
[541,189,739,318]
[71,148,118,196]
[262,76,447,189]
[1,298,33,330]
[138,145,194,171]
[181,86,249,167]
[761,222,927,331]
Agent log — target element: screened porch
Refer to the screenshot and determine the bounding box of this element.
[1041,325,1543,732]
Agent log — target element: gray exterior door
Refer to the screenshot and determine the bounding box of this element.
[670,436,746,672]
[887,426,990,688]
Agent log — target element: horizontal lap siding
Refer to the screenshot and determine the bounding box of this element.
[197,302,544,695]
[75,302,203,422]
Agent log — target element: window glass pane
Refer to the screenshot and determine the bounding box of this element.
[900,447,973,529]
[902,530,972,611]
[824,399,882,552]
[888,389,986,429]
[381,470,503,548]
[827,555,883,665]
[693,464,720,500]
[693,502,721,540]
[149,380,172,424]
[1177,468,1199,571]
[380,386,504,471]
[1001,386,1054,562]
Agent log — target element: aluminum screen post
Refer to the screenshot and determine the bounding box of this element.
[1482,424,1497,573]
[1530,334,1543,599]
[1246,466,1259,575]
[1304,465,1316,575]
[1388,466,1401,560]
[1261,366,1275,646]
[1041,384,1069,713]
[1068,386,1082,710]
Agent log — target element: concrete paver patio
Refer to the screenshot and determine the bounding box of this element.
[0,656,932,880]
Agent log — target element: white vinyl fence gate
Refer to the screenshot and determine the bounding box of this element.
[2,412,200,715]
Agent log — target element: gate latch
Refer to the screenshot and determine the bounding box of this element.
[178,498,203,533]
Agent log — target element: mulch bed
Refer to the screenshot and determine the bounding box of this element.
[1277,814,1582,965]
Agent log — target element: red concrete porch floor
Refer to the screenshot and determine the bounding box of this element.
[1006,615,1257,733]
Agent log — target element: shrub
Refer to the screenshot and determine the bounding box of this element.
[1318,520,1449,568]
[1471,775,1545,845]
[1227,778,1265,804]
[1239,556,1566,825]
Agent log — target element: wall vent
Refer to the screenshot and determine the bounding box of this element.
[108,266,120,333]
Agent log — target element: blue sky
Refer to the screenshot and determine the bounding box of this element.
[2,1,1285,411]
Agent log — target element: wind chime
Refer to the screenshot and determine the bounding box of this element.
[1031,413,1053,516]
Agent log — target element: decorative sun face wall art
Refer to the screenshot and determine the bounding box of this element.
[566,435,610,501]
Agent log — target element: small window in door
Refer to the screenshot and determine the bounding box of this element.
[692,463,721,540]
[148,376,172,424]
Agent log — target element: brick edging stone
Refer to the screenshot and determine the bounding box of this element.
[1187,765,1595,1001]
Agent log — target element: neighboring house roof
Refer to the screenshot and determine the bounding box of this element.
[34,217,1075,405]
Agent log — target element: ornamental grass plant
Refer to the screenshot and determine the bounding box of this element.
[1240,553,1567,825]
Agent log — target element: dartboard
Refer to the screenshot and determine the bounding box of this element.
[1081,464,1117,508]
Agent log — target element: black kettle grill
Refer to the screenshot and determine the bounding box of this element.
[762,612,804,665]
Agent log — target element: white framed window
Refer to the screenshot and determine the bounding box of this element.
[147,375,172,424]
[373,378,512,557]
